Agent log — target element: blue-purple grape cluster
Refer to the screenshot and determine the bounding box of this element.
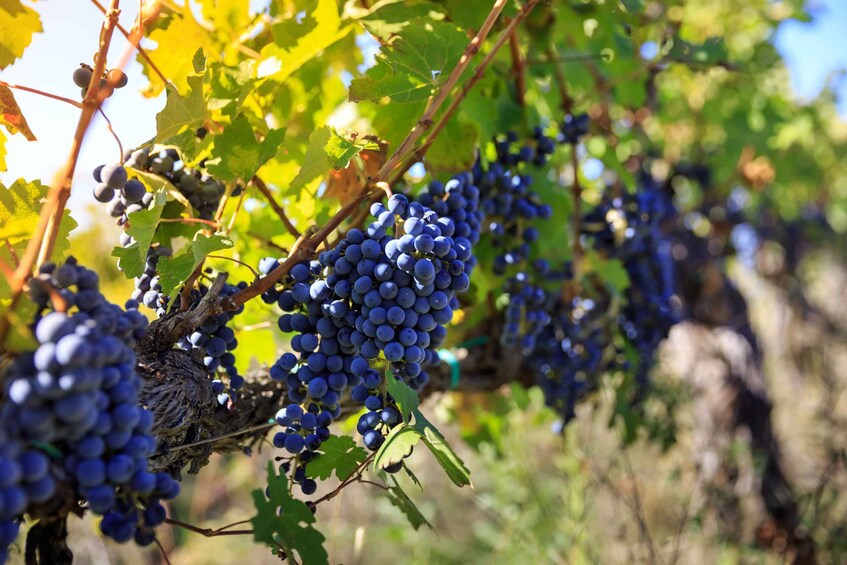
[93,144,242,223]
[263,193,475,489]
[529,296,608,423]
[130,247,247,400]
[560,113,590,144]
[414,171,482,273]
[180,282,247,400]
[466,116,678,423]
[91,162,152,223]
[581,176,679,387]
[131,245,172,316]
[0,258,179,557]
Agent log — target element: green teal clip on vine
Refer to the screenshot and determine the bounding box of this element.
[437,349,461,389]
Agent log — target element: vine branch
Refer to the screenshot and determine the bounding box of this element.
[0,81,83,109]
[0,0,123,348]
[508,29,526,107]
[89,0,169,85]
[251,175,301,238]
[392,0,541,180]
[374,0,510,182]
[164,517,253,537]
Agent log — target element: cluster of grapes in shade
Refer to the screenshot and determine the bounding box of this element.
[130,246,246,402]
[0,259,178,561]
[262,191,476,492]
[93,144,241,225]
[470,114,680,422]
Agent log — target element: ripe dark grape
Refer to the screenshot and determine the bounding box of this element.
[73,66,93,89]
[1,258,179,553]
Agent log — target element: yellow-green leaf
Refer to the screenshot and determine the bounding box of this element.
[155,72,207,144]
[140,7,214,97]
[0,0,42,69]
[257,0,352,83]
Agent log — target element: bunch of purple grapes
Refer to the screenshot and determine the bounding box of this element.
[0,258,179,555]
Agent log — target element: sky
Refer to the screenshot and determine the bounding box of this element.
[0,0,845,231]
[772,0,847,115]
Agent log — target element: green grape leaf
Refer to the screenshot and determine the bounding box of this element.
[0,297,36,350]
[205,115,285,182]
[0,0,42,70]
[665,36,728,66]
[412,409,472,487]
[585,250,630,294]
[0,180,77,272]
[356,0,445,40]
[386,477,433,530]
[403,464,423,490]
[305,435,368,481]
[111,191,167,278]
[288,127,332,194]
[156,233,233,297]
[0,178,48,241]
[386,375,420,423]
[208,59,257,116]
[155,70,207,145]
[251,462,328,565]
[324,128,380,170]
[349,20,469,103]
[426,116,478,173]
[373,425,421,472]
[257,0,352,83]
[0,84,36,140]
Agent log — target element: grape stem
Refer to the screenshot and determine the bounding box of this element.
[526,52,607,65]
[570,142,584,278]
[206,254,260,277]
[179,262,207,311]
[153,538,173,565]
[0,80,83,109]
[308,453,377,509]
[3,239,20,267]
[89,0,169,85]
[508,29,526,107]
[0,257,13,281]
[164,517,253,537]
[97,107,124,163]
[251,175,301,238]
[158,217,221,228]
[0,0,122,348]
[149,421,277,457]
